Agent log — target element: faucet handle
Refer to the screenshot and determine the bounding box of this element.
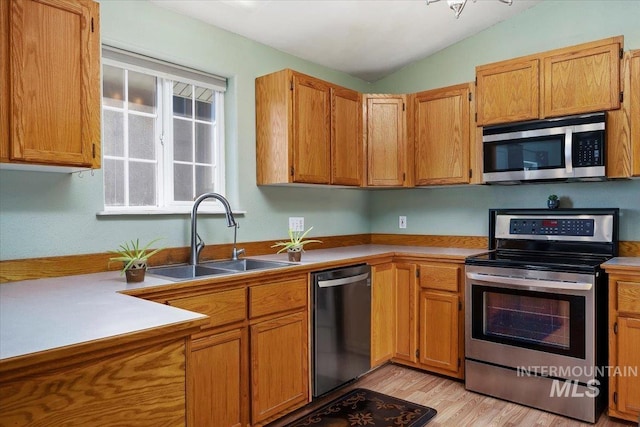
[232,248,245,260]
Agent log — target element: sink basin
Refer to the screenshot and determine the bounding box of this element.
[147,264,233,280]
[203,259,292,272]
[147,259,293,281]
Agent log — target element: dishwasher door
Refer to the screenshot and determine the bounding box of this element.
[312,264,371,398]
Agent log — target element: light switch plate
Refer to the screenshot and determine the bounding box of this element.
[399,216,407,229]
[289,217,304,232]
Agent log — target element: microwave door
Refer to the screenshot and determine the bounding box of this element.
[483,128,568,182]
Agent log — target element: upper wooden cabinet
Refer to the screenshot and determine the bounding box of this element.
[606,49,640,179]
[332,87,363,185]
[256,69,362,186]
[476,36,623,126]
[364,94,408,187]
[0,0,101,170]
[476,59,539,126]
[412,83,475,185]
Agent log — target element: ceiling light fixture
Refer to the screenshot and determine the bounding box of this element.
[426,0,513,19]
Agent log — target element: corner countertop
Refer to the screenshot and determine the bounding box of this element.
[0,244,486,364]
[602,257,640,269]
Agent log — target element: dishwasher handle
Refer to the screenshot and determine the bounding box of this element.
[317,272,370,288]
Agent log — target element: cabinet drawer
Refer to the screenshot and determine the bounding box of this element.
[250,277,308,318]
[168,288,246,329]
[419,264,460,292]
[618,281,640,314]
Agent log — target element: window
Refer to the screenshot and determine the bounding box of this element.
[101,46,227,213]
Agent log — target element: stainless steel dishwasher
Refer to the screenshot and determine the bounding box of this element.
[312,263,371,398]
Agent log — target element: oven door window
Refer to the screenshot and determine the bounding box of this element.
[471,285,585,358]
[483,135,565,173]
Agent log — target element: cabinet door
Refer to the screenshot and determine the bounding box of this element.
[476,59,539,126]
[292,73,331,184]
[250,311,309,424]
[189,329,247,427]
[617,316,640,418]
[371,263,395,366]
[366,95,406,186]
[631,51,640,177]
[331,87,362,186]
[414,84,471,185]
[418,290,459,373]
[543,39,621,118]
[7,0,100,167]
[394,263,417,363]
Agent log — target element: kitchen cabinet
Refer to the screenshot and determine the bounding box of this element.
[0,0,101,170]
[476,36,623,126]
[607,50,640,178]
[412,83,475,185]
[394,263,418,363]
[417,262,463,377]
[390,260,465,379]
[364,94,409,187]
[167,287,248,427]
[0,335,192,426]
[371,263,396,367]
[604,264,640,423]
[249,275,309,426]
[332,86,363,185]
[256,69,362,186]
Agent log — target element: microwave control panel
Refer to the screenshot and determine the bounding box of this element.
[573,133,603,167]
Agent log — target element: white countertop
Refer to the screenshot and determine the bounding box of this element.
[0,244,490,363]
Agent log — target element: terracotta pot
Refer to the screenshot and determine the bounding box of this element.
[125,261,147,283]
[288,249,302,262]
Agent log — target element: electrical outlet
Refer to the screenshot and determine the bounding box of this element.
[399,216,407,229]
[289,217,304,232]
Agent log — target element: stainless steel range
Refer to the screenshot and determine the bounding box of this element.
[465,208,618,423]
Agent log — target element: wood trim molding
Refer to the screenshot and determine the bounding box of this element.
[1,234,638,283]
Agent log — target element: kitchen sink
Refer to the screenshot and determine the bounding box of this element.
[147,264,233,280]
[203,259,292,272]
[147,259,293,281]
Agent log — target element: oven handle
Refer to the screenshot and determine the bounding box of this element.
[466,272,592,291]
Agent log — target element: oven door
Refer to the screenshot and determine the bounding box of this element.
[465,265,596,383]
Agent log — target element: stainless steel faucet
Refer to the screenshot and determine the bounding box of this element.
[189,193,237,265]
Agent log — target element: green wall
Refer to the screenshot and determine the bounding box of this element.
[368,0,640,242]
[0,0,638,261]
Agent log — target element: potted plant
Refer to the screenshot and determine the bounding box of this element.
[271,227,322,262]
[547,194,559,209]
[109,238,164,283]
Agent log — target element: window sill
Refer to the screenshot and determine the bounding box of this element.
[96,207,246,216]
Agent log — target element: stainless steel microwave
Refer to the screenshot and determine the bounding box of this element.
[482,112,606,184]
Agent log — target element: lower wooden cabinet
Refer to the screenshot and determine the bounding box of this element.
[189,328,247,427]
[604,264,640,423]
[250,311,309,425]
[390,260,465,379]
[160,274,310,427]
[418,290,459,373]
[371,263,396,366]
[394,263,417,363]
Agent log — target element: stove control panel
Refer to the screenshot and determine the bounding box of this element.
[510,218,594,236]
[494,212,615,243]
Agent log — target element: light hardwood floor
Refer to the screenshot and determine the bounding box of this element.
[270,364,637,427]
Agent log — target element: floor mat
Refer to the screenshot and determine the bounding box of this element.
[284,387,437,427]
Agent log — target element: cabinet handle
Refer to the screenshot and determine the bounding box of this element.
[614,322,618,334]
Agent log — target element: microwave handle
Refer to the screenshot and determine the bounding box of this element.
[565,127,573,174]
